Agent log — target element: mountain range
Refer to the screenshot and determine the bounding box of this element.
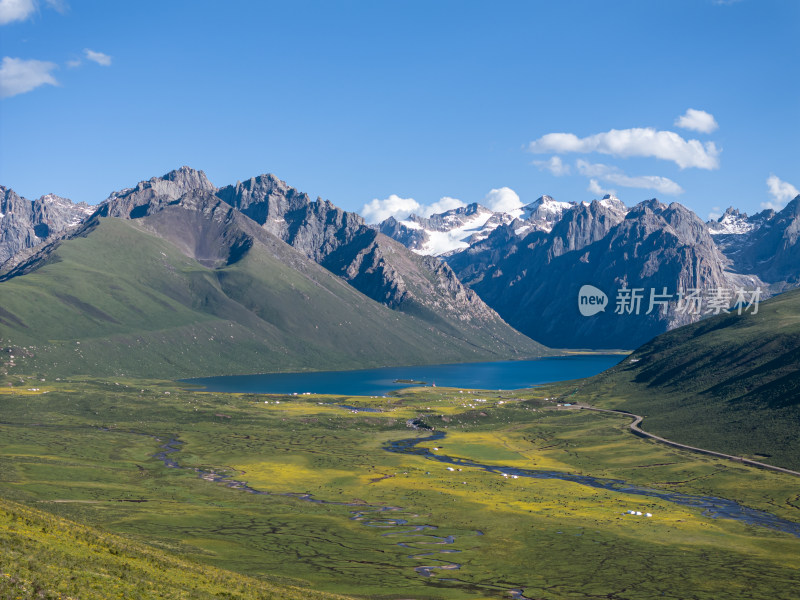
[0,168,544,378]
[2,168,799,357]
[376,193,800,348]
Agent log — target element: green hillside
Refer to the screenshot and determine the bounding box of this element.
[577,288,800,470]
[0,495,351,600]
[0,216,544,379]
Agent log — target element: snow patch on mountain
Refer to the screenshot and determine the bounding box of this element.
[707,208,756,235]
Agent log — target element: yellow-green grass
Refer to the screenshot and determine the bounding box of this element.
[0,495,354,600]
[0,378,799,599]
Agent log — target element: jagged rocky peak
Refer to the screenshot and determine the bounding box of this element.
[1,186,29,218]
[581,193,628,216]
[414,203,495,231]
[0,185,96,266]
[217,174,366,263]
[102,166,215,218]
[548,194,629,255]
[515,195,575,234]
[378,202,525,257]
[135,166,214,197]
[707,206,757,235]
[216,173,315,223]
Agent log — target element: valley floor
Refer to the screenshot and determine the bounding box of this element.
[0,377,798,599]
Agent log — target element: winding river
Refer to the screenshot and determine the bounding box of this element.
[385,430,800,538]
[148,424,800,599]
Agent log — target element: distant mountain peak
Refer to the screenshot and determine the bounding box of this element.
[156,166,215,192]
[0,186,97,267]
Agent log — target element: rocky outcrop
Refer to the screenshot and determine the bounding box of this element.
[100,166,216,219]
[733,195,800,287]
[0,186,94,267]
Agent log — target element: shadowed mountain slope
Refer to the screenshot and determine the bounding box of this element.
[579,287,800,470]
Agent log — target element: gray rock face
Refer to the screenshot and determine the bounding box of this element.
[101,165,216,218]
[215,175,520,336]
[447,198,761,349]
[733,195,800,286]
[0,186,94,267]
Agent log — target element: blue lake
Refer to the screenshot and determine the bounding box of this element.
[182,355,623,396]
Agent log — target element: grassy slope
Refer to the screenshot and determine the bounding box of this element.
[574,288,800,470]
[0,495,351,600]
[0,217,544,379]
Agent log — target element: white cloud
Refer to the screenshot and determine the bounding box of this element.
[423,196,465,217]
[0,0,35,24]
[576,160,683,195]
[533,155,570,176]
[0,0,65,24]
[483,187,522,213]
[0,56,57,98]
[84,48,111,66]
[528,127,720,170]
[588,179,615,198]
[761,174,800,210]
[674,108,718,134]
[708,206,723,220]
[362,194,421,223]
[66,58,81,68]
[362,194,469,223]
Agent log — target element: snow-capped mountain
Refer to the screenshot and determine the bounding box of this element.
[384,189,800,349]
[707,207,758,235]
[377,195,577,256]
[378,203,510,255]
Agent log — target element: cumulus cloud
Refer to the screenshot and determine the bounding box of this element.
[576,160,683,195]
[674,108,718,133]
[424,196,466,216]
[587,179,615,198]
[0,0,35,24]
[361,194,468,223]
[362,194,421,223]
[533,155,570,176]
[483,187,522,213]
[528,127,720,170]
[84,48,111,66]
[0,0,65,24]
[761,174,800,210]
[0,56,57,98]
[362,188,525,223]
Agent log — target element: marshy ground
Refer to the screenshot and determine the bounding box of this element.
[0,377,798,599]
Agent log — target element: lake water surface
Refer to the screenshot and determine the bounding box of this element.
[183,355,623,396]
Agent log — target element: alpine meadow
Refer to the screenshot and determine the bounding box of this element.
[1,2,798,600]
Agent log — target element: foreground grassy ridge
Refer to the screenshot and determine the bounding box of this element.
[1,378,799,599]
[0,496,352,600]
[572,288,800,470]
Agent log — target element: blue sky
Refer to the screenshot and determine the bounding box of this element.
[1,0,797,223]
